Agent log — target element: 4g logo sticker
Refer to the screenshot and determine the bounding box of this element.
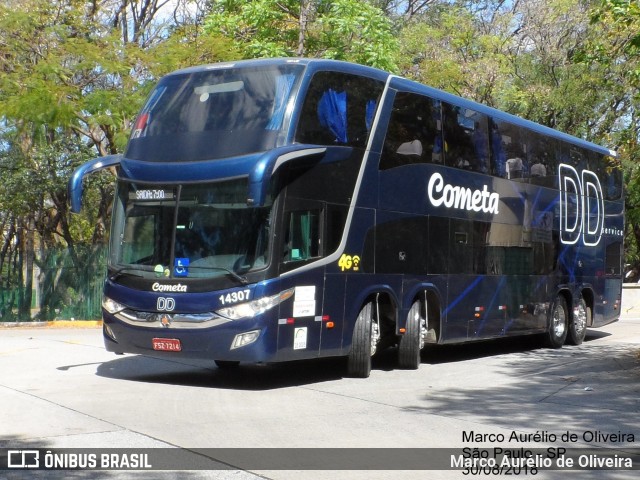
[338,254,361,271]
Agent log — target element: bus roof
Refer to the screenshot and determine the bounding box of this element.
[167,58,616,159]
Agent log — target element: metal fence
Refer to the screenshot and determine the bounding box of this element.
[0,246,107,322]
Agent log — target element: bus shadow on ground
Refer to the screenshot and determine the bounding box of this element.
[96,354,347,390]
[95,330,611,391]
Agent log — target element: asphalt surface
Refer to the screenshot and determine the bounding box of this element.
[1,316,640,479]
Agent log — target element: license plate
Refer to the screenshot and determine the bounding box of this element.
[152,338,181,352]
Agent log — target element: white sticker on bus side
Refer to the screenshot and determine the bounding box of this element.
[293,286,316,318]
[293,300,316,317]
[294,327,307,350]
[294,285,315,301]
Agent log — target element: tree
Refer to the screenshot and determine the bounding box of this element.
[398,2,514,105]
[584,0,640,277]
[0,0,235,319]
[204,0,400,71]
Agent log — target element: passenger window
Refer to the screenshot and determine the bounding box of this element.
[284,209,321,262]
[490,119,526,179]
[295,72,384,148]
[442,103,489,173]
[567,146,589,171]
[524,131,558,188]
[602,155,623,201]
[380,92,442,170]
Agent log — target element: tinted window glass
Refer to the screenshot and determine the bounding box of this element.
[449,220,489,274]
[490,119,526,178]
[606,242,622,275]
[284,209,321,262]
[380,92,442,170]
[588,151,622,201]
[523,130,559,187]
[443,103,489,173]
[126,64,303,162]
[110,179,273,282]
[295,71,384,148]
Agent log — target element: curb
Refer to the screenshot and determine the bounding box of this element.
[0,320,102,328]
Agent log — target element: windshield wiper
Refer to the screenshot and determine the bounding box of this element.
[186,265,249,285]
[223,268,249,285]
[108,267,145,281]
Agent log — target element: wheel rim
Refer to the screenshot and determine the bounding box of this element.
[370,321,380,356]
[574,302,587,337]
[411,305,426,350]
[553,304,566,338]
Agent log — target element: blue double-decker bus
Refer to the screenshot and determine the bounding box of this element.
[69,58,624,378]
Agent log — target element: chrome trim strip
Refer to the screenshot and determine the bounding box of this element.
[114,310,232,329]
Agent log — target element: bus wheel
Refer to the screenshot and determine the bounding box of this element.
[347,302,377,378]
[398,301,425,369]
[215,360,240,369]
[545,296,569,348]
[567,297,589,345]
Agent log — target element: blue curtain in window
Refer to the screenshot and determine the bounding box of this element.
[365,100,377,132]
[318,89,348,143]
[266,74,295,130]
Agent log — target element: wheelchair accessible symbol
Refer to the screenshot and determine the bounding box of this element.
[174,258,189,277]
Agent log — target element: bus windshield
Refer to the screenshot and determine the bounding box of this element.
[110,179,272,283]
[125,64,304,162]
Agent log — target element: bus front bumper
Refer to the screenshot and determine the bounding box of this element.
[102,312,277,363]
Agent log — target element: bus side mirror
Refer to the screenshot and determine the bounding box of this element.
[68,154,122,213]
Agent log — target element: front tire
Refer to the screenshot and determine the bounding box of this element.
[214,360,240,369]
[347,302,377,378]
[545,296,569,348]
[398,301,424,369]
[567,297,589,345]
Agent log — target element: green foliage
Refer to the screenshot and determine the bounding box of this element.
[0,0,235,319]
[581,0,640,273]
[204,0,399,71]
[317,0,399,71]
[205,0,302,57]
[399,5,512,104]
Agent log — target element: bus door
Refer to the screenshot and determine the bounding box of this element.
[275,203,325,361]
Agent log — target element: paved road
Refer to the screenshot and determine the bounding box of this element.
[1,319,640,479]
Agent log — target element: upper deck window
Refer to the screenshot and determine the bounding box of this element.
[380,91,442,170]
[295,71,384,148]
[125,64,304,162]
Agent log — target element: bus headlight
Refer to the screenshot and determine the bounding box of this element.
[102,297,126,315]
[215,288,294,320]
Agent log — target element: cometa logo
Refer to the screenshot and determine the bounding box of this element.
[427,172,500,214]
[152,283,187,293]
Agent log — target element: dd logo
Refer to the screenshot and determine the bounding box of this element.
[559,163,604,246]
[157,297,176,311]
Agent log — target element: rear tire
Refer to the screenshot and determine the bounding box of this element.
[347,302,375,378]
[567,297,589,345]
[545,296,569,348]
[398,301,424,369]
